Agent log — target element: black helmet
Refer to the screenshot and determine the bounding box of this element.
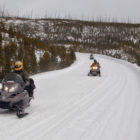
[94,59,97,63]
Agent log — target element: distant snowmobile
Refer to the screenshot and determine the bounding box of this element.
[0,72,32,118]
[90,54,94,60]
[88,63,101,76]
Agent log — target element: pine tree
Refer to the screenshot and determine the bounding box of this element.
[39,51,51,72]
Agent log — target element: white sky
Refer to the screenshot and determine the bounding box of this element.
[0,0,140,23]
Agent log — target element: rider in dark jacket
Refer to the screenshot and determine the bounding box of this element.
[14,61,35,98]
[90,59,101,76]
[91,59,100,68]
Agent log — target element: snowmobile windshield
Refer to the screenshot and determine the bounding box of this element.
[3,72,25,87]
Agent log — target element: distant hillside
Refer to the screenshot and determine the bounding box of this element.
[0,18,76,78]
[1,17,140,67]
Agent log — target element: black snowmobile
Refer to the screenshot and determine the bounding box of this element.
[90,54,94,60]
[0,72,32,118]
[88,64,101,76]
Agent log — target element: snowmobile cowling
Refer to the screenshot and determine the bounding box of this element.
[0,72,30,117]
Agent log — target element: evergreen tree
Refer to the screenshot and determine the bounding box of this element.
[39,51,51,72]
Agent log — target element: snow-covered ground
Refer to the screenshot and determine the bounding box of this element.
[0,53,140,140]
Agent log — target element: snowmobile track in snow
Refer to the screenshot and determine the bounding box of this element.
[0,53,140,140]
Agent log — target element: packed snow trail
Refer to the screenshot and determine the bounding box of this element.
[0,53,140,140]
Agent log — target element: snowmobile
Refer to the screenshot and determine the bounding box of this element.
[90,54,94,60]
[88,64,101,76]
[0,72,31,118]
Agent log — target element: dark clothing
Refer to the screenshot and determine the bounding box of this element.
[14,69,29,83]
[14,69,35,98]
[25,78,35,97]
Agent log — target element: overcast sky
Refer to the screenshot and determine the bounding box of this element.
[0,0,140,23]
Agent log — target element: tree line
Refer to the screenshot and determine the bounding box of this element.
[0,21,76,78]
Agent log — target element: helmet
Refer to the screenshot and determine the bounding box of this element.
[94,59,97,63]
[14,61,23,71]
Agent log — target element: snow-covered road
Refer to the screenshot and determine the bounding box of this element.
[0,53,140,140]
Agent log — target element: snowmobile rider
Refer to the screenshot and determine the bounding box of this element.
[90,59,101,76]
[91,59,100,68]
[90,54,94,59]
[13,61,35,98]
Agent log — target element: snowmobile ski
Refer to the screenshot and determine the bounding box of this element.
[17,113,28,118]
